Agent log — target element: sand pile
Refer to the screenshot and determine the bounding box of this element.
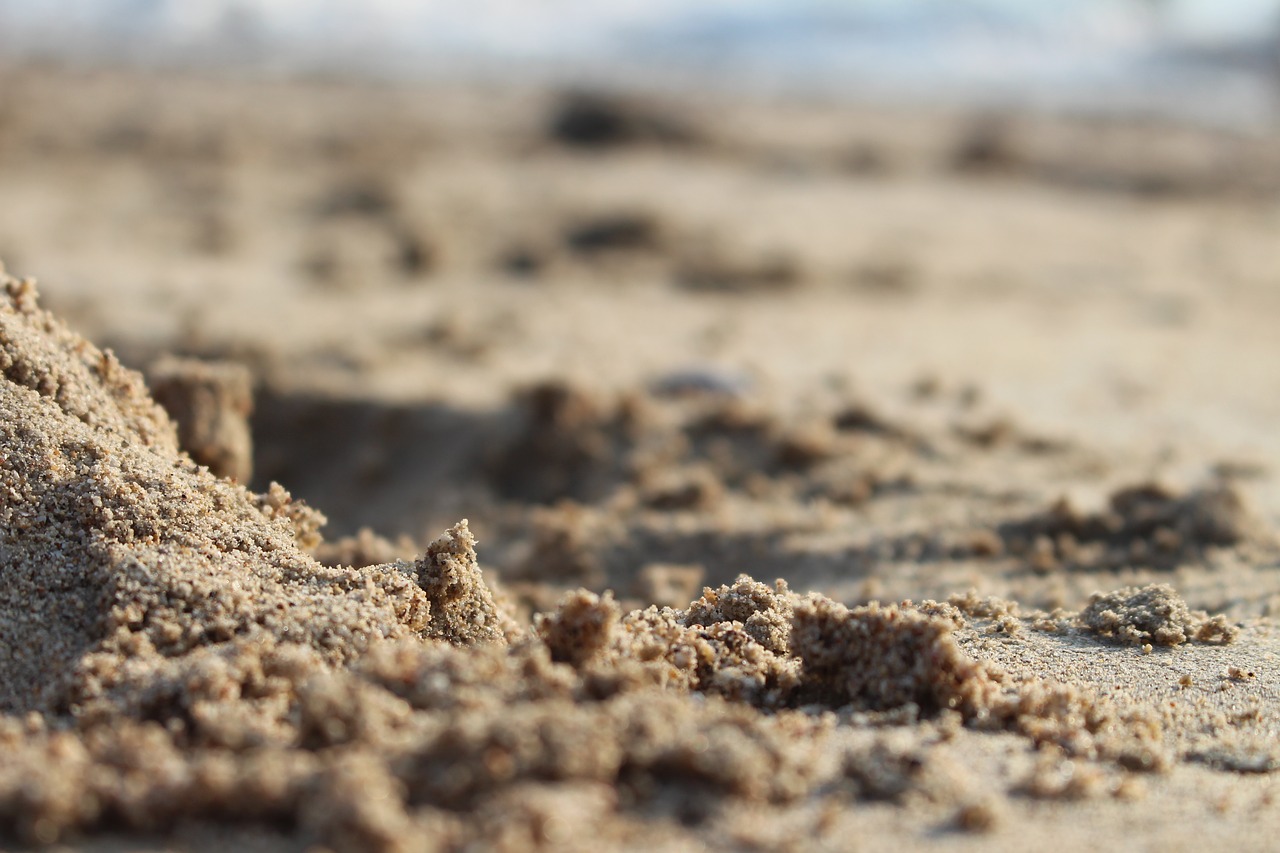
[0,275,511,716]
[0,273,1261,850]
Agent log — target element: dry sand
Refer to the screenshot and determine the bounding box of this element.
[3,64,1280,851]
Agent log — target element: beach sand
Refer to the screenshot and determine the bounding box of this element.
[3,64,1280,850]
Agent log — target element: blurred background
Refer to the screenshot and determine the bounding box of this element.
[1,0,1279,125]
[3,0,1280,612]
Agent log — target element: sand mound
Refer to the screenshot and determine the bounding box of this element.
[0,276,506,714]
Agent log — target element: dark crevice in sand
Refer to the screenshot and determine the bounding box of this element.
[251,390,502,539]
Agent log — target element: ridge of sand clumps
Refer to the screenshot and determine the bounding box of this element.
[0,273,1247,848]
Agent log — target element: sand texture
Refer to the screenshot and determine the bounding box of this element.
[3,65,1280,851]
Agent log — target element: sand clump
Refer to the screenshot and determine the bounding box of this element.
[147,355,255,483]
[790,596,998,715]
[546,91,700,149]
[408,521,516,645]
[1078,583,1238,647]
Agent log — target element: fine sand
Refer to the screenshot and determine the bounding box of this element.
[3,64,1280,851]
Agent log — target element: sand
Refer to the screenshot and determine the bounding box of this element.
[3,64,1280,851]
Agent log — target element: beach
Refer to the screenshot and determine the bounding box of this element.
[2,62,1280,850]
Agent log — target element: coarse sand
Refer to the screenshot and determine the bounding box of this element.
[5,66,1280,852]
[2,271,1280,851]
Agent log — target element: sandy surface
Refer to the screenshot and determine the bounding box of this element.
[3,64,1280,850]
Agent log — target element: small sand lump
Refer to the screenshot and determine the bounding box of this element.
[148,355,255,482]
[1078,583,1238,646]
